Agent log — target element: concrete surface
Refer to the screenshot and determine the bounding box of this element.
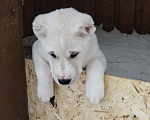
[96,25,150,82]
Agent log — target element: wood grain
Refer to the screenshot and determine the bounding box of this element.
[102,0,114,32]
[84,0,95,23]
[95,0,103,26]
[134,0,144,34]
[23,0,36,37]
[47,0,67,13]
[114,0,121,30]
[141,0,150,34]
[26,59,150,120]
[22,0,150,37]
[120,0,135,34]
[67,0,84,13]
[0,0,28,119]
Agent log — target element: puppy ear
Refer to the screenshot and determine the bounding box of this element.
[73,24,96,38]
[32,15,48,38]
[33,24,48,37]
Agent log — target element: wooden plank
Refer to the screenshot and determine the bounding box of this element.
[26,59,150,120]
[95,0,103,26]
[47,0,67,13]
[114,0,121,30]
[67,0,84,13]
[23,0,36,37]
[0,0,28,119]
[102,0,114,32]
[134,0,144,34]
[83,0,95,23]
[35,0,48,15]
[141,0,150,34]
[120,0,135,34]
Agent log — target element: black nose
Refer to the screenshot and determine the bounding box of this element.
[58,79,71,85]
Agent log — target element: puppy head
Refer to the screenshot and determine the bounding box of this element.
[32,8,96,85]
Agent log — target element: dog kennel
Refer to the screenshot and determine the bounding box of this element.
[0,0,150,120]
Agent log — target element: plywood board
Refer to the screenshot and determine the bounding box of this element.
[25,59,150,120]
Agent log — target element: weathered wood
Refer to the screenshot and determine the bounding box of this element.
[67,0,84,13]
[134,0,144,34]
[47,0,67,13]
[114,0,121,30]
[22,0,150,36]
[120,0,135,34]
[102,0,114,32]
[95,0,103,26]
[23,0,36,37]
[84,0,95,23]
[0,0,28,119]
[35,0,67,15]
[35,0,49,15]
[141,0,150,34]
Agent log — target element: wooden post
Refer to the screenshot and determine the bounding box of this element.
[0,0,29,119]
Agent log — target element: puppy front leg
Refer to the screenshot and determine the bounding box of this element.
[33,52,53,102]
[86,57,106,104]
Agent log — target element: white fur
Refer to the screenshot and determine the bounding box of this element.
[32,8,107,104]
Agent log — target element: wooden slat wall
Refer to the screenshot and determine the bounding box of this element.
[23,0,150,37]
[46,0,67,14]
[67,0,84,13]
[134,0,144,34]
[114,0,121,30]
[84,0,95,21]
[95,0,103,25]
[142,0,150,34]
[102,0,114,32]
[23,0,36,37]
[135,0,150,34]
[121,0,135,34]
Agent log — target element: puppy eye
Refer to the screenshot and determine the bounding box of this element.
[49,52,57,58]
[70,52,79,58]
[51,53,56,58]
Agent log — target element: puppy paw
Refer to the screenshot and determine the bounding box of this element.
[37,85,53,102]
[86,83,104,104]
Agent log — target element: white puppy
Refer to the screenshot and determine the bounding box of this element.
[32,8,107,104]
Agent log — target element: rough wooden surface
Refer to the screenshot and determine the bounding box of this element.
[67,0,84,13]
[84,0,95,22]
[22,0,150,37]
[23,0,36,37]
[102,0,114,32]
[135,0,150,34]
[121,0,135,34]
[25,59,150,120]
[114,0,121,30]
[0,1,28,119]
[95,0,103,25]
